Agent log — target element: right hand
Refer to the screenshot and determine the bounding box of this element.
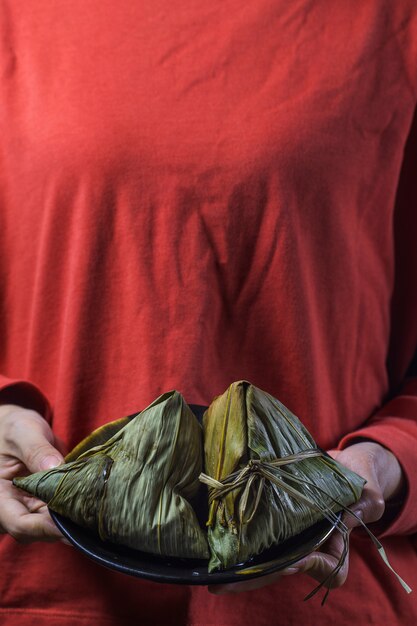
[0,404,66,543]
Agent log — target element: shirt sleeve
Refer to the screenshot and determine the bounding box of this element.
[338,377,417,536]
[0,373,52,421]
[338,105,417,538]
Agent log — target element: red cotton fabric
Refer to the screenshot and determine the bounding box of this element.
[1,2,417,625]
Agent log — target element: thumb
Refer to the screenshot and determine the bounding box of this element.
[13,419,64,474]
[295,528,351,589]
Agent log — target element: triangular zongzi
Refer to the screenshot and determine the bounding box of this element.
[14,391,209,559]
[200,381,366,572]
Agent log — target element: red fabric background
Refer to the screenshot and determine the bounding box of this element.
[1,2,417,624]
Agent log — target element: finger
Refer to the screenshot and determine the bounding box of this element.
[0,479,63,542]
[341,507,364,530]
[20,494,49,514]
[298,550,349,588]
[0,457,26,480]
[326,444,386,525]
[12,511,63,543]
[296,528,351,589]
[208,529,352,596]
[0,499,63,542]
[5,480,55,520]
[349,486,385,525]
[10,419,64,473]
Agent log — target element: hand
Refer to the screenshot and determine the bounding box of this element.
[209,441,405,596]
[0,404,67,543]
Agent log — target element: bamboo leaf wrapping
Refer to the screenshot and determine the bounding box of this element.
[14,391,209,559]
[13,381,411,597]
[202,381,366,572]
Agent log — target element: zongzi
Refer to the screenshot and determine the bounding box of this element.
[200,381,366,573]
[14,391,209,559]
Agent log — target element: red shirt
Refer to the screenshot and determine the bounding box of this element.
[1,2,417,624]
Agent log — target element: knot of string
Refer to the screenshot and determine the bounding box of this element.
[199,447,412,601]
[199,448,323,527]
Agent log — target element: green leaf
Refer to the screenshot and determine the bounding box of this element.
[14,391,209,559]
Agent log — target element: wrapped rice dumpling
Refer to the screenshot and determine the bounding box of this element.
[14,391,209,559]
[200,381,366,573]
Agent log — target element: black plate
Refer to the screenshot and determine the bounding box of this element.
[50,404,339,585]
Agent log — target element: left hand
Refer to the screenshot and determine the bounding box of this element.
[0,404,68,543]
[209,441,405,595]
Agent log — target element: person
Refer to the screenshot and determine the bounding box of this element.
[1,2,417,624]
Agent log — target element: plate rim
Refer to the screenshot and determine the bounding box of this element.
[50,510,341,586]
[49,402,341,585]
